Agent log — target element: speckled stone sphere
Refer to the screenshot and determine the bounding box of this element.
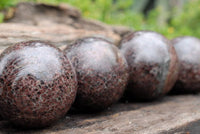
[172,36,200,93]
[120,31,179,100]
[64,37,129,111]
[0,41,77,128]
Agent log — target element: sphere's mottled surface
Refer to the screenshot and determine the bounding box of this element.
[0,41,77,128]
[64,37,129,111]
[172,36,200,93]
[120,31,179,100]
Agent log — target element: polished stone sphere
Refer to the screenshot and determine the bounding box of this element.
[172,36,200,93]
[120,31,179,100]
[64,37,129,111]
[0,41,77,128]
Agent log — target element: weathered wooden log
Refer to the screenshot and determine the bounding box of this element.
[0,94,200,134]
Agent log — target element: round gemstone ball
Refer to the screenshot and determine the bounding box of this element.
[64,37,129,111]
[120,31,179,100]
[172,36,200,93]
[0,41,77,128]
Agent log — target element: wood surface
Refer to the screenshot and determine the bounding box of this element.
[0,94,199,134]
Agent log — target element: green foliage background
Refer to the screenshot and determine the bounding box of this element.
[0,0,200,39]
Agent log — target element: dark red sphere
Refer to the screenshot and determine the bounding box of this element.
[0,41,77,128]
[172,36,200,93]
[120,31,179,100]
[64,37,129,111]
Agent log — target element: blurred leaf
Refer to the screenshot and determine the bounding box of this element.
[0,13,4,23]
[0,0,200,39]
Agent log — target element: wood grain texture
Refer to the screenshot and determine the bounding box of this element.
[0,94,200,134]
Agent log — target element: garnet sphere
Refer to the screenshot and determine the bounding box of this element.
[172,36,200,93]
[64,37,129,111]
[120,31,179,100]
[0,41,77,128]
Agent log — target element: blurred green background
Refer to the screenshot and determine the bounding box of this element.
[0,0,199,39]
